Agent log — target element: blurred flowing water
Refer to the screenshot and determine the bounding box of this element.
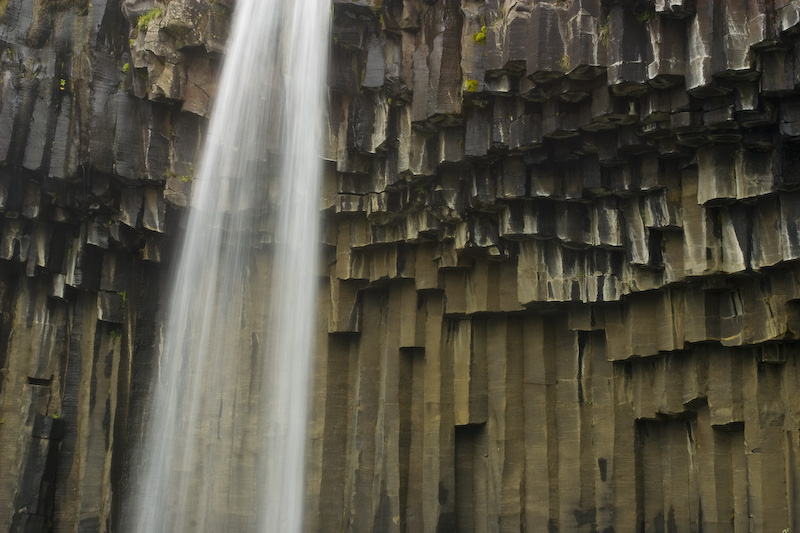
[129,1,329,530]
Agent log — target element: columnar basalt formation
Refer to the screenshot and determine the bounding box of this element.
[0,0,227,529]
[3,0,800,531]
[314,1,800,530]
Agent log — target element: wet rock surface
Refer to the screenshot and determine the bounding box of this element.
[318,1,800,531]
[3,0,800,531]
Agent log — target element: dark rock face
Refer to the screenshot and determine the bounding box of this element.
[3,0,800,531]
[0,0,215,529]
[315,1,800,531]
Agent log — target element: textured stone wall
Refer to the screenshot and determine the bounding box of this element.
[313,0,800,531]
[0,0,227,529]
[3,0,800,531]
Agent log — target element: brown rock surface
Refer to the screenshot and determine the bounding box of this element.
[3,0,800,531]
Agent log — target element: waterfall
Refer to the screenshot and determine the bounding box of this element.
[129,1,330,531]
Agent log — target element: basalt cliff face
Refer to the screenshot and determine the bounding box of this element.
[3,0,800,531]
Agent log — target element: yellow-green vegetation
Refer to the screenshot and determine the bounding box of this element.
[559,54,571,71]
[599,16,611,47]
[122,62,130,73]
[59,78,66,91]
[110,329,122,339]
[637,8,655,23]
[138,7,163,31]
[463,78,479,93]
[0,0,8,18]
[472,25,487,44]
[180,165,195,183]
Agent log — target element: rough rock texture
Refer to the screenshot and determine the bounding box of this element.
[0,0,222,529]
[315,1,800,531]
[3,0,800,531]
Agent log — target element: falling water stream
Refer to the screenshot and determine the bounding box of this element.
[130,1,329,531]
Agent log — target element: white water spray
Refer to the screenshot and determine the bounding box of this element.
[130,1,329,531]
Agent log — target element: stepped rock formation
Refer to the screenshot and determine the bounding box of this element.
[3,0,800,530]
